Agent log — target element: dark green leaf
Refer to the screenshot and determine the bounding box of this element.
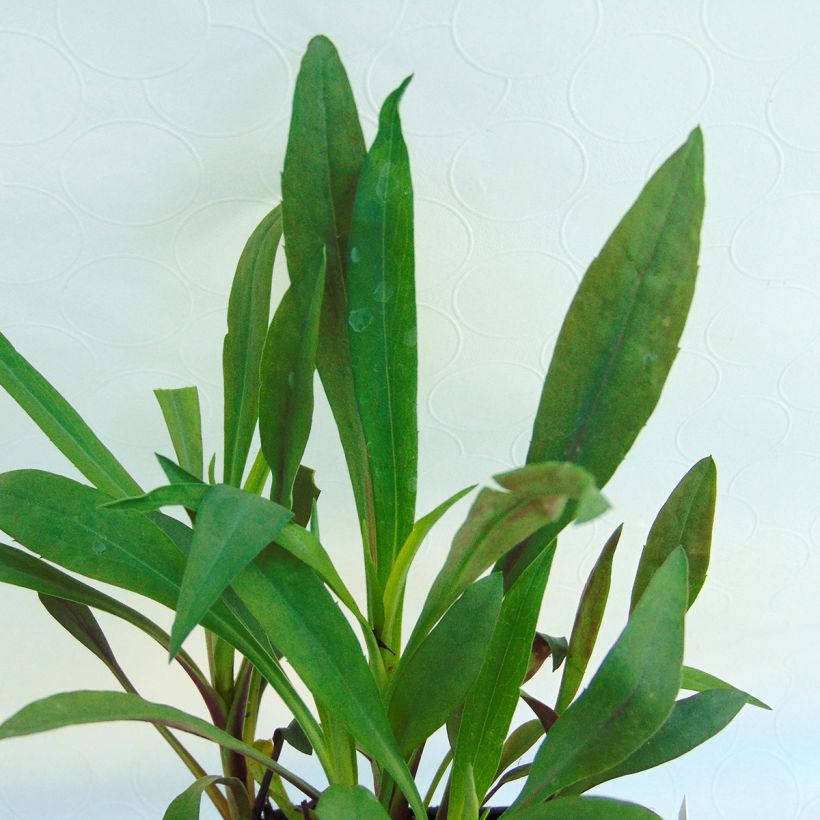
[223,204,283,487]
[283,718,313,756]
[389,574,503,755]
[563,690,748,794]
[163,776,250,820]
[316,785,390,819]
[511,549,688,810]
[527,633,568,680]
[681,665,770,710]
[348,76,417,598]
[282,35,376,584]
[260,269,324,507]
[503,129,704,585]
[410,463,604,652]
[0,331,140,497]
[450,550,552,816]
[39,595,130,687]
[509,796,661,819]
[154,387,204,480]
[631,457,715,612]
[170,484,293,656]
[555,525,622,713]
[0,691,318,799]
[292,465,321,528]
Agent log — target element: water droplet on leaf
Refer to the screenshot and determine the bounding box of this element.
[374,281,393,303]
[351,246,360,263]
[349,308,373,332]
[403,326,417,347]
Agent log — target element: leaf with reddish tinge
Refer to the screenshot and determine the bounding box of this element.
[555,524,622,713]
[631,457,716,612]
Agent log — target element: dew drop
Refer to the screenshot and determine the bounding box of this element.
[403,326,417,347]
[374,281,393,303]
[351,246,360,263]
[287,371,295,388]
[407,475,418,493]
[349,308,373,332]
[91,539,107,555]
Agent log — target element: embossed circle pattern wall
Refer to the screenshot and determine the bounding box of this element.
[0,2,818,818]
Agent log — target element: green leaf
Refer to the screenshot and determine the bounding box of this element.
[347,76,417,599]
[631,457,716,612]
[555,525,622,713]
[509,796,661,819]
[283,718,313,756]
[0,543,218,717]
[100,483,210,513]
[292,465,321,528]
[410,463,604,652]
[388,574,503,755]
[563,690,749,795]
[511,549,688,810]
[503,129,704,584]
[282,35,376,586]
[163,776,250,820]
[39,595,131,687]
[260,269,325,508]
[681,665,770,710]
[316,785,390,819]
[527,633,568,679]
[157,454,203,486]
[154,387,204,481]
[0,331,140,497]
[450,549,553,816]
[223,204,283,487]
[494,720,543,781]
[381,484,476,647]
[0,691,318,799]
[170,484,294,657]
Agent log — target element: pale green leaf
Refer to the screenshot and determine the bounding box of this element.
[154,387,204,480]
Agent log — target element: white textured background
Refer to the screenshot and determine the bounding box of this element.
[0,2,818,818]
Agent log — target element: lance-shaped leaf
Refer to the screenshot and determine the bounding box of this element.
[503,129,704,584]
[681,665,770,710]
[408,462,604,654]
[509,796,661,820]
[510,549,688,811]
[555,524,622,713]
[223,205,283,487]
[0,691,318,799]
[494,720,543,782]
[260,269,325,508]
[388,574,502,755]
[0,470,423,814]
[631,456,715,612]
[157,454,203,486]
[450,549,553,817]
[170,484,294,657]
[154,387,204,480]
[347,76,417,598]
[0,331,140,497]
[316,785,390,819]
[164,776,250,820]
[39,595,131,687]
[563,689,749,795]
[381,484,475,647]
[282,35,375,573]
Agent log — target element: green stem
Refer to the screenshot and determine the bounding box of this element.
[424,749,452,808]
